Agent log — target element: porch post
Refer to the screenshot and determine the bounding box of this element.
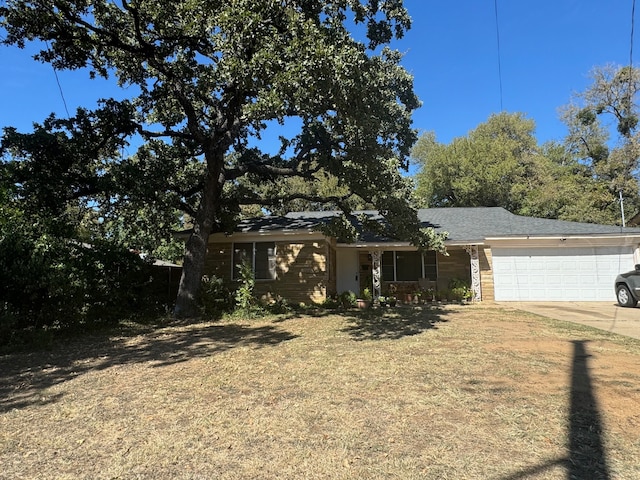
[371,250,382,303]
[464,245,482,302]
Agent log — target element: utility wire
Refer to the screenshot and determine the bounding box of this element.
[46,41,71,118]
[494,0,504,111]
[52,68,71,118]
[631,0,636,69]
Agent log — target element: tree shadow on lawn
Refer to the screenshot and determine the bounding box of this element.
[341,305,451,341]
[0,320,297,413]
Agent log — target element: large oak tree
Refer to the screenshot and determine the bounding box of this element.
[1,0,437,316]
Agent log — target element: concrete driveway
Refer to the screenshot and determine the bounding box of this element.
[498,302,640,340]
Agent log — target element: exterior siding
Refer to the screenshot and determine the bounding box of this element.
[205,239,330,305]
[437,248,471,288]
[270,240,328,304]
[479,246,494,301]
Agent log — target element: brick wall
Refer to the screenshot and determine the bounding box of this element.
[437,248,471,288]
[204,239,330,305]
[479,246,494,301]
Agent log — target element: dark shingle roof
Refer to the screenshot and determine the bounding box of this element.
[235,207,640,242]
[418,207,640,242]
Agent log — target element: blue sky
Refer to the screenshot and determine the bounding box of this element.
[0,1,637,151]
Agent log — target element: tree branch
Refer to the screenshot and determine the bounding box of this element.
[138,126,194,141]
[237,192,353,207]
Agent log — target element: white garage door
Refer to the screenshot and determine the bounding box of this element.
[492,246,634,301]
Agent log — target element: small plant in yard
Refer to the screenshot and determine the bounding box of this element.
[381,284,398,306]
[449,278,473,302]
[234,259,259,314]
[265,296,291,314]
[339,290,357,308]
[322,294,341,309]
[378,295,398,307]
[423,287,436,302]
[412,290,423,304]
[357,288,373,309]
[199,275,234,316]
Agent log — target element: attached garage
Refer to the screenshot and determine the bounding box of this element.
[491,244,636,302]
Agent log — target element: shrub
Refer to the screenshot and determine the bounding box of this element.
[339,290,357,308]
[199,275,234,317]
[234,259,257,314]
[448,278,473,301]
[322,294,341,309]
[265,296,291,314]
[0,219,160,346]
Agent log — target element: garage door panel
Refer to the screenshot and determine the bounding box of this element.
[492,246,634,301]
[528,275,545,285]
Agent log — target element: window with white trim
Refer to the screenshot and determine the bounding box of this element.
[381,251,437,281]
[233,242,277,280]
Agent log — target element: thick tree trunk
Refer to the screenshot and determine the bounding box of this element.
[174,153,224,317]
[174,223,209,317]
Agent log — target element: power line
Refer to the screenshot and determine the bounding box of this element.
[494,0,504,111]
[631,0,636,68]
[52,67,71,118]
[46,41,71,118]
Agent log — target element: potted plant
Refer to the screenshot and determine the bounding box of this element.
[387,283,397,306]
[424,287,436,302]
[413,290,422,304]
[379,294,397,307]
[357,288,372,309]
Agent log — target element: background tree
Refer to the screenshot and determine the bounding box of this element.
[413,96,639,226]
[517,141,618,224]
[560,64,640,223]
[413,112,540,211]
[1,0,436,317]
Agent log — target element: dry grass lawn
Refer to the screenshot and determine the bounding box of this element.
[1,304,639,479]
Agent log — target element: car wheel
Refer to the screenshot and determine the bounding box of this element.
[616,285,637,307]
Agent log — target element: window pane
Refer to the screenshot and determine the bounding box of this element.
[233,243,253,279]
[382,251,395,281]
[424,251,437,280]
[395,251,422,281]
[255,242,276,279]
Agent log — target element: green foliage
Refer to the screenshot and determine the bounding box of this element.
[198,275,234,318]
[559,64,640,223]
[413,113,539,211]
[321,295,341,309]
[448,278,473,302]
[265,296,292,315]
[234,259,257,314]
[0,216,161,346]
[339,291,357,308]
[1,0,436,316]
[413,104,640,226]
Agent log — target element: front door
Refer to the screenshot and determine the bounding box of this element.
[358,252,372,294]
[336,249,359,294]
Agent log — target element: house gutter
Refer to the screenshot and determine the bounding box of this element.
[486,234,640,248]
